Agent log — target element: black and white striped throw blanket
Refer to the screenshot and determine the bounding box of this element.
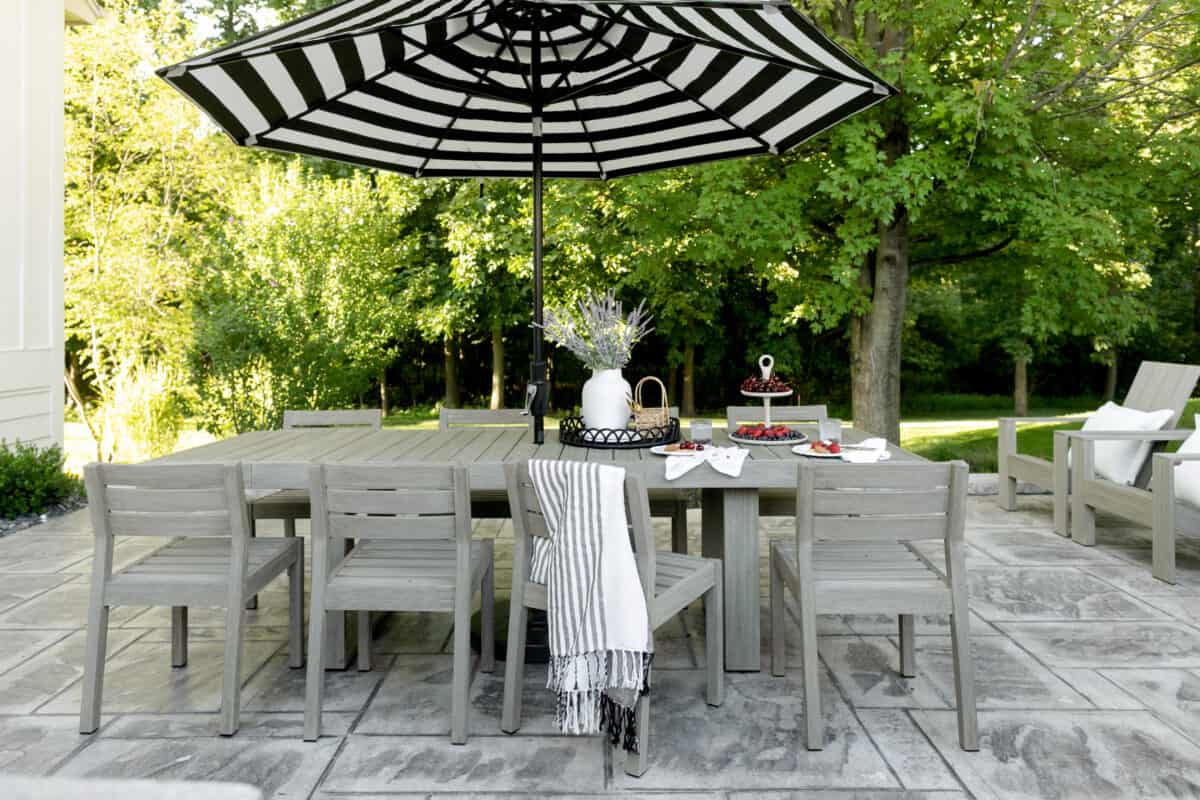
[527,459,652,752]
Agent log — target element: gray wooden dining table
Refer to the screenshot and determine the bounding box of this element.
[154,425,921,671]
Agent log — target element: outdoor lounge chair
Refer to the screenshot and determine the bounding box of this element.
[769,460,977,752]
[302,463,495,744]
[997,361,1200,534]
[501,461,724,777]
[79,462,304,737]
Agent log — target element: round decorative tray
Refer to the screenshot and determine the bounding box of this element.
[728,430,809,446]
[559,416,681,450]
[740,389,794,399]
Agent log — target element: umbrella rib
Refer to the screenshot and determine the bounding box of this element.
[574,4,879,91]
[543,17,617,96]
[414,35,510,176]
[397,29,526,103]
[484,0,532,94]
[542,31,606,178]
[546,41,693,105]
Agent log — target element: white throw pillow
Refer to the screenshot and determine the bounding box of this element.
[1173,416,1200,509]
[1079,401,1173,485]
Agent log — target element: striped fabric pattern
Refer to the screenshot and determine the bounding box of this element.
[527,458,651,743]
[159,0,895,179]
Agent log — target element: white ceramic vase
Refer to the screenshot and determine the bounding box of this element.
[581,368,632,431]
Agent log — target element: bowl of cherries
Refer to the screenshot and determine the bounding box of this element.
[730,423,807,444]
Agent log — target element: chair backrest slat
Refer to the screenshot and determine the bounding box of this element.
[439,408,532,432]
[283,409,382,430]
[727,404,828,429]
[799,461,968,546]
[312,463,464,542]
[1122,361,1200,426]
[86,463,239,540]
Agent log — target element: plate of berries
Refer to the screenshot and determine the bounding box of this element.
[729,423,808,445]
[793,440,842,458]
[651,441,707,457]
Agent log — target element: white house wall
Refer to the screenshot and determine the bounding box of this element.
[0,0,66,447]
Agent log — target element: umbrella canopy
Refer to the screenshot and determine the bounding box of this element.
[160,0,895,440]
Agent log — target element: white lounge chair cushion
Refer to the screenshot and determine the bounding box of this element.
[1173,416,1200,509]
[1080,401,1173,485]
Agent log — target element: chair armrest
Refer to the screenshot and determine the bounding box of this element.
[1064,429,1192,442]
[998,415,1089,425]
[1153,451,1200,464]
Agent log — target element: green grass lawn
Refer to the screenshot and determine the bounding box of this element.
[63,397,1200,475]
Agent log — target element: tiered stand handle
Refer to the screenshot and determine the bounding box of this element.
[741,354,792,426]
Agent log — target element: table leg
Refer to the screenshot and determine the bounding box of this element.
[323,537,355,670]
[701,487,761,671]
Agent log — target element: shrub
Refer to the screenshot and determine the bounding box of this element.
[0,442,83,519]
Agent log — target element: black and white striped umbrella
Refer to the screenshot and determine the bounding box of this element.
[160,0,895,440]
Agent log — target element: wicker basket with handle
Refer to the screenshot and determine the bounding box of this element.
[631,376,671,432]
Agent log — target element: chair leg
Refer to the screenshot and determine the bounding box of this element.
[949,606,978,751]
[999,474,1017,512]
[245,516,259,611]
[769,547,786,678]
[79,605,110,734]
[171,606,188,668]
[501,599,528,734]
[480,544,496,674]
[219,598,246,737]
[288,546,304,669]
[898,614,916,678]
[623,691,651,778]
[303,596,328,741]
[796,564,822,751]
[1053,432,1071,538]
[705,564,724,707]
[451,592,471,745]
[357,610,372,672]
[670,499,688,554]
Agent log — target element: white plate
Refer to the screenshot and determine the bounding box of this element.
[792,443,843,458]
[650,444,707,457]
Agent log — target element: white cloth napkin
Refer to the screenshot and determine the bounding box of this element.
[664,446,748,480]
[664,452,708,481]
[840,437,891,464]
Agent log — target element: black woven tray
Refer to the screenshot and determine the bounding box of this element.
[558,415,680,449]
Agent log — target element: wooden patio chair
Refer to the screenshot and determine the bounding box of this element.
[79,462,304,737]
[303,463,495,744]
[998,361,1200,535]
[727,404,829,518]
[501,461,724,777]
[439,407,532,432]
[769,460,976,752]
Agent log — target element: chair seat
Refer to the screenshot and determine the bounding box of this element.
[771,540,950,615]
[324,538,493,613]
[106,537,301,607]
[249,489,310,520]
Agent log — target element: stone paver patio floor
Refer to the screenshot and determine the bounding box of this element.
[3,495,1200,798]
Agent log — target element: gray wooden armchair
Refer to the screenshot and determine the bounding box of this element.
[998,361,1200,535]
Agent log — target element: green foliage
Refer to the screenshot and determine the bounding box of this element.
[0,443,83,520]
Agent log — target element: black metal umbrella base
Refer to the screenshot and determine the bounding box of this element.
[471,601,551,665]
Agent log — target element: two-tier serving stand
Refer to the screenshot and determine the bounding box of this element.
[728,355,807,445]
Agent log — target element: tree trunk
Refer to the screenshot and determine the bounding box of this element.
[443,336,461,408]
[847,12,910,445]
[667,363,680,412]
[1013,355,1030,416]
[1102,358,1118,402]
[490,324,505,410]
[379,369,389,417]
[681,342,696,417]
[63,363,102,461]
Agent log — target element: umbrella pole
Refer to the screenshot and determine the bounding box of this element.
[529,16,547,444]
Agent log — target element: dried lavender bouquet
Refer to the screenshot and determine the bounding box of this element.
[538,289,654,371]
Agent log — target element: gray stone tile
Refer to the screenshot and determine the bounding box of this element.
[0,580,147,629]
[319,734,605,793]
[1099,668,1200,744]
[42,639,280,715]
[139,625,292,643]
[609,670,898,791]
[966,529,1126,566]
[57,737,340,800]
[1143,594,1200,624]
[243,653,389,713]
[842,612,1000,637]
[968,496,1054,528]
[913,709,1200,800]
[33,509,91,535]
[369,609,453,654]
[1052,668,1144,709]
[898,635,1090,710]
[729,793,968,800]
[0,535,93,573]
[323,794,723,800]
[967,566,1167,621]
[997,620,1200,668]
[1083,563,1200,596]
[0,715,90,775]
[121,595,299,630]
[0,573,75,614]
[858,709,961,790]
[100,711,355,739]
[818,636,948,709]
[0,628,73,675]
[0,628,144,713]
